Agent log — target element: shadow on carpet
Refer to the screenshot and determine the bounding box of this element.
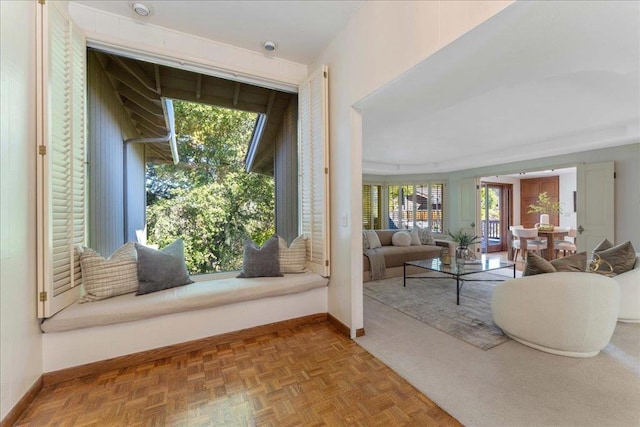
[363,272,510,350]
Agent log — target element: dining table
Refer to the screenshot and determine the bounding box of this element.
[536,228,569,261]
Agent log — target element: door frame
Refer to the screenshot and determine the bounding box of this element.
[481,182,513,253]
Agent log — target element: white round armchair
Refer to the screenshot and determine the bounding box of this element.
[615,253,640,322]
[492,272,620,357]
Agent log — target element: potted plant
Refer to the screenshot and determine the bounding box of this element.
[527,192,561,228]
[447,228,481,261]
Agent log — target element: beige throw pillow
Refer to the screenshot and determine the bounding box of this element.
[410,228,422,246]
[363,230,382,249]
[279,235,308,273]
[79,242,139,302]
[391,231,412,247]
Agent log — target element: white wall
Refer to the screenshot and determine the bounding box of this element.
[313,1,513,333]
[0,0,43,420]
[559,170,577,229]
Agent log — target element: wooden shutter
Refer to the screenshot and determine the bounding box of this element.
[37,1,86,318]
[298,65,330,276]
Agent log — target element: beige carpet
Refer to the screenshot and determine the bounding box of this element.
[364,272,510,350]
[357,296,640,427]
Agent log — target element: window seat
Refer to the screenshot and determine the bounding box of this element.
[41,272,328,333]
[41,272,329,373]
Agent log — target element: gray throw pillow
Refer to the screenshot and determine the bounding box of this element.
[237,236,283,278]
[594,240,637,275]
[135,239,194,295]
[523,252,587,276]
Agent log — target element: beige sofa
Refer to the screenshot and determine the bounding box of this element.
[363,229,455,281]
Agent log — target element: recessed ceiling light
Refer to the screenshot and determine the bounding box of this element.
[263,41,277,52]
[132,2,151,17]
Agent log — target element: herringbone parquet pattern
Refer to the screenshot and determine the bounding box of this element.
[15,322,460,426]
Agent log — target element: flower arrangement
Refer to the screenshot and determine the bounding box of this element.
[527,192,561,215]
[447,228,481,247]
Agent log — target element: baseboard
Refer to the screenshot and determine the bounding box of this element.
[0,376,43,427]
[42,313,328,386]
[327,313,364,338]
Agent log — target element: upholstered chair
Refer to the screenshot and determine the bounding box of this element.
[555,227,578,257]
[615,253,640,322]
[492,272,620,357]
[512,227,547,261]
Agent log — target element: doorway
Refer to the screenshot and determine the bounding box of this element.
[480,183,513,253]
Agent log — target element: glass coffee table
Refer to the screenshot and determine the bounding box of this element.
[404,257,516,305]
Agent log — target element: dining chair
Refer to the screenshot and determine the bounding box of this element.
[555,228,578,257]
[509,225,524,260]
[512,227,547,261]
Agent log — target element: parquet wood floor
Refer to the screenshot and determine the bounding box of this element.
[15,322,460,426]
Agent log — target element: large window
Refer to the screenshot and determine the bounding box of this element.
[363,183,445,233]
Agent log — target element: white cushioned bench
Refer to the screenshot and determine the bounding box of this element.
[41,272,329,372]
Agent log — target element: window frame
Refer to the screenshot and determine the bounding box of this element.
[363,181,446,234]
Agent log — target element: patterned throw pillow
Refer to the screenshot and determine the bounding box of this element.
[523,252,587,276]
[237,236,283,278]
[135,239,194,295]
[593,239,637,275]
[416,226,434,245]
[279,235,308,273]
[79,243,139,302]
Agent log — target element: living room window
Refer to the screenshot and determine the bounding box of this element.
[363,183,444,233]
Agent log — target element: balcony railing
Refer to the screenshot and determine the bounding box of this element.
[481,219,500,239]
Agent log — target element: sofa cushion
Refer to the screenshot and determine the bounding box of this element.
[392,231,412,246]
[375,230,396,246]
[593,240,637,275]
[523,252,587,276]
[363,245,442,270]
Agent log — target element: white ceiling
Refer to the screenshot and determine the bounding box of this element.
[357,1,640,175]
[72,1,639,176]
[71,1,362,64]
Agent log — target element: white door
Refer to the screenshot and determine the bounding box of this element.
[457,177,481,255]
[576,161,615,253]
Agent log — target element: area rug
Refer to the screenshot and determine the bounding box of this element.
[363,272,510,350]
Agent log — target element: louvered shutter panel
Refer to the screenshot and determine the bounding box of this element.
[298,65,330,276]
[37,1,86,318]
[362,185,372,230]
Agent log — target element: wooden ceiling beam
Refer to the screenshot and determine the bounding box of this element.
[123,100,164,121]
[105,62,159,101]
[129,111,166,132]
[118,85,164,116]
[133,120,166,138]
[154,64,161,94]
[233,82,241,106]
[111,55,158,94]
[160,88,267,114]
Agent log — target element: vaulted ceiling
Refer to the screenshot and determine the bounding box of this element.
[92,48,295,172]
